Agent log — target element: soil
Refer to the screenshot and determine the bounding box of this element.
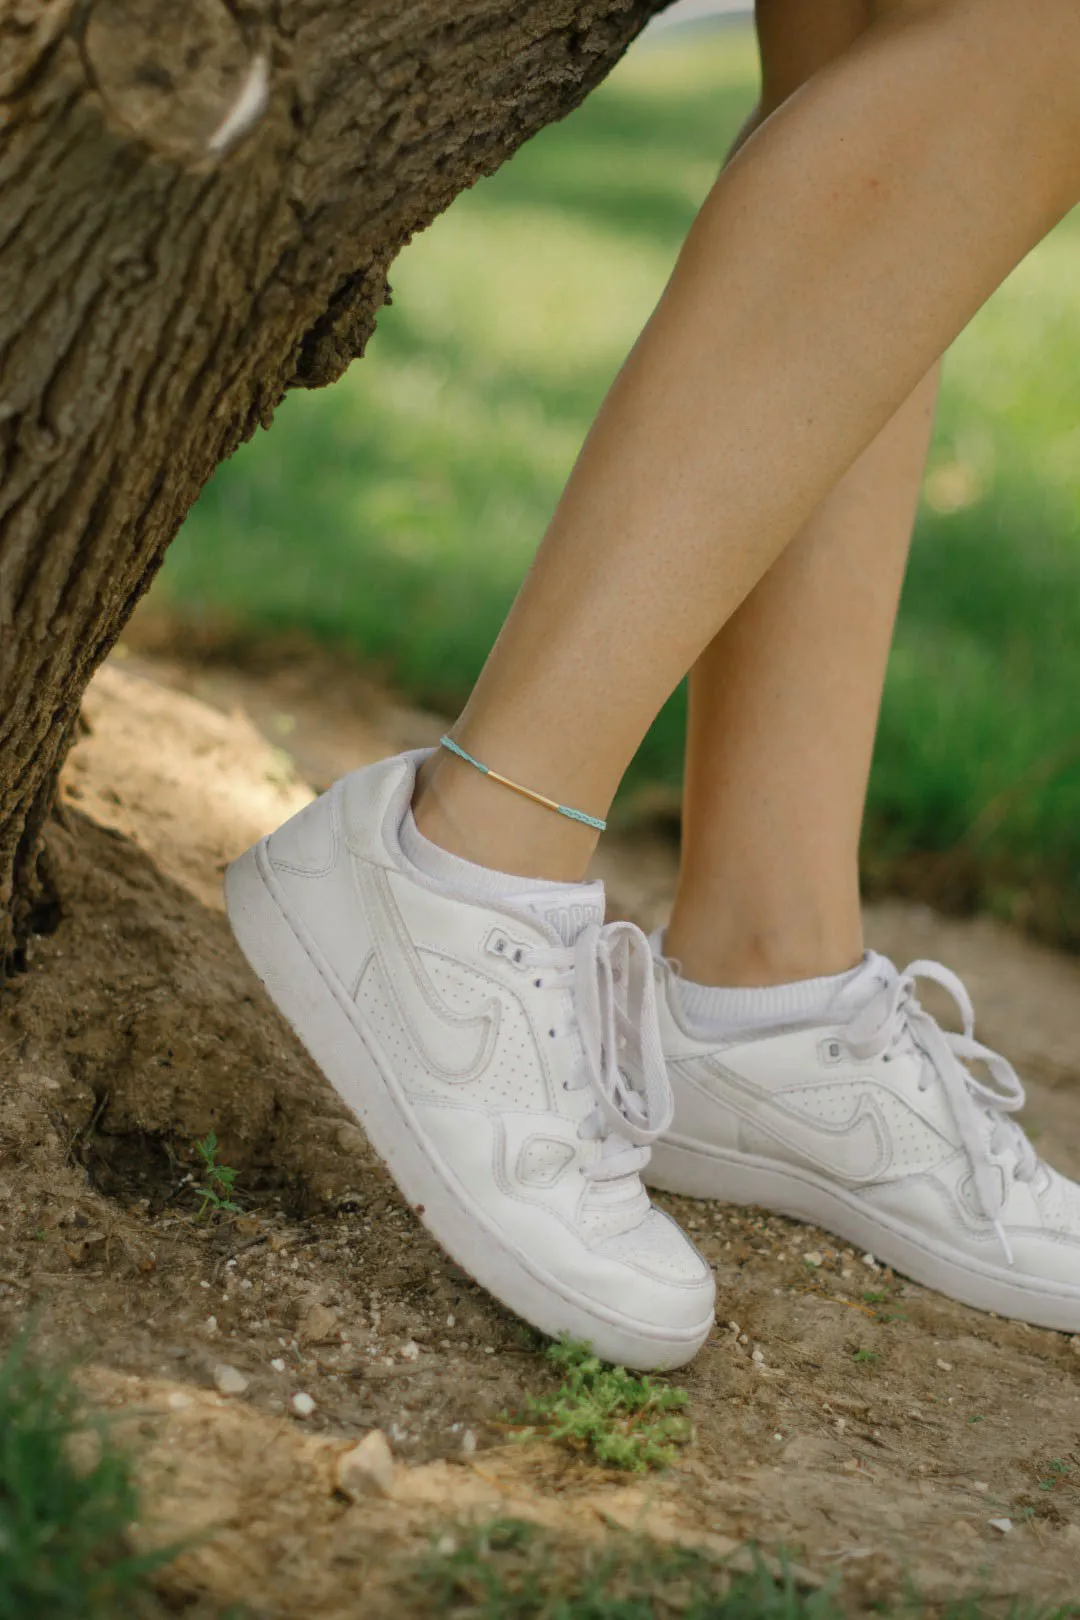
[3,639,1080,1617]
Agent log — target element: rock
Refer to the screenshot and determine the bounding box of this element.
[335,1430,396,1499]
[973,1481,989,1493]
[803,1251,823,1268]
[167,1391,194,1410]
[299,1303,339,1345]
[461,1429,477,1455]
[292,1391,317,1417]
[213,1364,248,1397]
[988,1518,1012,1535]
[936,1359,953,1372]
[399,1339,420,1362]
[270,1356,286,1372]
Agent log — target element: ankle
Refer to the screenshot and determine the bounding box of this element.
[663,916,864,990]
[412,749,597,883]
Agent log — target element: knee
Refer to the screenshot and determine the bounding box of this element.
[873,0,1080,107]
[885,0,1080,197]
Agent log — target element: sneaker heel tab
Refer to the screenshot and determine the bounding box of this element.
[339,749,430,864]
[265,786,338,876]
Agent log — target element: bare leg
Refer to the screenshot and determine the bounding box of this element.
[666,0,940,988]
[666,369,937,985]
[416,0,1080,889]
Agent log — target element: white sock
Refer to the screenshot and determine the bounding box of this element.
[655,929,867,1035]
[399,806,600,914]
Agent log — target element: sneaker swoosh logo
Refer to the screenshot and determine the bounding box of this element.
[356,863,500,1080]
[689,1059,891,1183]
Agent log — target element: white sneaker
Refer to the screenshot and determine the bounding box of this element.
[647,949,1080,1333]
[224,752,714,1369]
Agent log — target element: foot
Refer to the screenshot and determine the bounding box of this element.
[647,948,1080,1333]
[224,752,715,1369]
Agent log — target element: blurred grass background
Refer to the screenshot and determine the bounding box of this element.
[158,21,1080,948]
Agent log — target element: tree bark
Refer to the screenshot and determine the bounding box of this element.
[0,0,669,969]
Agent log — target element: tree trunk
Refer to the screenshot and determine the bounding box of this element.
[0,0,668,969]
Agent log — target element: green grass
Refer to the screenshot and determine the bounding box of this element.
[0,1334,175,1620]
[160,21,1080,948]
[402,1517,1080,1620]
[509,1338,691,1473]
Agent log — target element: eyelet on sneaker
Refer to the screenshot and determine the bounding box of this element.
[534,978,542,989]
[513,948,524,964]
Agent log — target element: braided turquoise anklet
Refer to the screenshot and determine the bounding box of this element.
[438,736,607,832]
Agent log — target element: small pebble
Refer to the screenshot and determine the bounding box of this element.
[936,1359,953,1372]
[299,1303,339,1345]
[166,1391,193,1410]
[461,1429,477,1455]
[399,1340,420,1362]
[751,1347,766,1366]
[292,1392,316,1417]
[861,1252,880,1271]
[270,1357,286,1373]
[335,1429,395,1498]
[988,1518,1012,1535]
[973,1481,989,1493]
[803,1251,823,1268]
[213,1364,248,1397]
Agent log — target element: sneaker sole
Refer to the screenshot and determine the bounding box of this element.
[647,1137,1080,1334]
[225,842,713,1370]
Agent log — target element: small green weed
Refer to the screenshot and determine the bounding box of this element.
[192,1131,242,1220]
[1037,1459,1072,1492]
[406,1517,835,1620]
[511,1338,690,1472]
[0,1333,177,1619]
[852,1348,880,1365]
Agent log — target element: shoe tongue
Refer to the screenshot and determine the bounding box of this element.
[829,950,898,1017]
[510,882,605,946]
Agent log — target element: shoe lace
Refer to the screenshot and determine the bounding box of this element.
[845,957,1037,1265]
[520,920,673,1185]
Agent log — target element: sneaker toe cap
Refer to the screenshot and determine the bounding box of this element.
[594,1209,716,1330]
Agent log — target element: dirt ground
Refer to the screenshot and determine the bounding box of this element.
[3,638,1080,1617]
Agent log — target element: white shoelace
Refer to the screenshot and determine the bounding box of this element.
[520,920,673,1187]
[845,957,1037,1264]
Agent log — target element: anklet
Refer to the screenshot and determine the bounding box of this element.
[438,736,607,832]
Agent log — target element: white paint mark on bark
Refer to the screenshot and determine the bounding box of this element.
[207,54,270,157]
